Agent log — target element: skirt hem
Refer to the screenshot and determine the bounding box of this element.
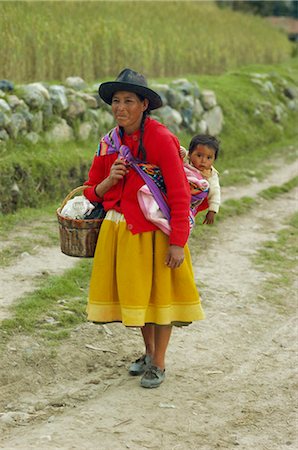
[87,301,205,327]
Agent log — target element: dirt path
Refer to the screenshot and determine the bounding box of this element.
[0,248,76,320]
[0,162,297,449]
[220,158,298,200]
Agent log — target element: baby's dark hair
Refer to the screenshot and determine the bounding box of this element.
[188,134,220,160]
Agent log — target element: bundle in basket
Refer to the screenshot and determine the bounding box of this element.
[56,186,105,258]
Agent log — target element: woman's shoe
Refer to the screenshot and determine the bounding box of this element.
[128,354,152,376]
[140,365,165,388]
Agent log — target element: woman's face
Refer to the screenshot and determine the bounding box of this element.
[111,91,149,134]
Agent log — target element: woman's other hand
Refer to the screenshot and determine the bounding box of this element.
[165,245,185,269]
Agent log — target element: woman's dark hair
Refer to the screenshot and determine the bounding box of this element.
[136,94,150,161]
[188,134,220,160]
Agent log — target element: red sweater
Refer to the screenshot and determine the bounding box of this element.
[84,117,190,247]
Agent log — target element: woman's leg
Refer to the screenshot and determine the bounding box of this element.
[141,323,155,356]
[129,324,154,375]
[140,324,172,388]
[141,324,172,368]
[131,323,172,383]
[152,324,172,370]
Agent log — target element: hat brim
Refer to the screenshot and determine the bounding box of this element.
[98,81,162,110]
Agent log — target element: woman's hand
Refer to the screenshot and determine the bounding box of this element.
[165,245,185,269]
[108,158,129,186]
[95,158,129,197]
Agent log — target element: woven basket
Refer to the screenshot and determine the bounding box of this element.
[56,186,104,258]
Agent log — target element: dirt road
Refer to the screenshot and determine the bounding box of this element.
[0,161,297,450]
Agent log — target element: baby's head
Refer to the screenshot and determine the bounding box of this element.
[188,134,220,172]
[188,134,220,159]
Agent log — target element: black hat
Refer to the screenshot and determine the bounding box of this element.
[98,68,162,110]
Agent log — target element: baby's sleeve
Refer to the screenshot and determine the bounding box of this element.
[208,170,221,213]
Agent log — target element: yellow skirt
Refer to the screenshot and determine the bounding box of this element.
[87,210,204,326]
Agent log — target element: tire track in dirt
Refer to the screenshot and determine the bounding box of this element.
[220,158,298,200]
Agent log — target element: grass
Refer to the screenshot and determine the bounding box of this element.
[0,1,293,82]
[0,202,56,234]
[253,212,298,309]
[0,139,94,213]
[177,58,298,186]
[0,204,59,266]
[259,176,298,199]
[220,175,298,218]
[0,259,92,340]
[0,233,56,267]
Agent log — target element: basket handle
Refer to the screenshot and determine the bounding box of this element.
[60,186,88,210]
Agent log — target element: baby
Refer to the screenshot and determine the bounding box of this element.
[180,134,221,224]
[137,134,220,234]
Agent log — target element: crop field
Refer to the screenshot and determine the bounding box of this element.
[0,0,293,82]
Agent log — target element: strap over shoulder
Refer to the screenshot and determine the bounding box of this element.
[97,127,122,156]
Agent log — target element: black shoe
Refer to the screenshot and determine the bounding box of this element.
[140,365,165,388]
[128,354,152,376]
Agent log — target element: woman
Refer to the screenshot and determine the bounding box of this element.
[83,68,204,388]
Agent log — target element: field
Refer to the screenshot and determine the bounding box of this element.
[0,0,293,82]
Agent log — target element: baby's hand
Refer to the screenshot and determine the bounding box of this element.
[198,179,209,192]
[179,146,187,159]
[203,211,216,225]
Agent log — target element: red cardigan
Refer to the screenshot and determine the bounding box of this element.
[84,117,191,247]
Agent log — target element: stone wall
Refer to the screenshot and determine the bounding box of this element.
[0,73,297,214]
[0,77,224,146]
[0,71,296,148]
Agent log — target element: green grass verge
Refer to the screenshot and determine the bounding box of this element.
[0,203,59,266]
[220,175,298,219]
[253,212,298,309]
[259,175,298,199]
[0,259,92,340]
[0,139,95,214]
